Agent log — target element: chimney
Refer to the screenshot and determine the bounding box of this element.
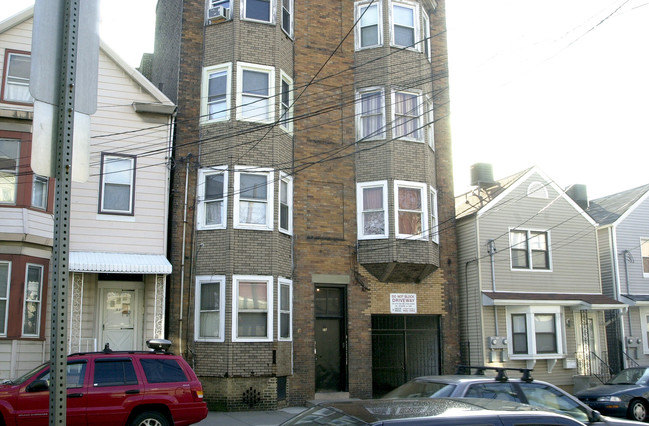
[566,184,588,210]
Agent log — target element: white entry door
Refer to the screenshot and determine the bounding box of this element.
[99,284,142,351]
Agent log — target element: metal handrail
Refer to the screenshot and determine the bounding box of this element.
[590,351,613,384]
[622,350,641,368]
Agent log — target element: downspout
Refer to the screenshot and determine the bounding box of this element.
[488,239,498,336]
[179,158,190,355]
[622,249,632,336]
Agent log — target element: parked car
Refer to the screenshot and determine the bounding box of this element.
[381,366,640,425]
[575,367,649,422]
[281,397,597,425]
[0,339,207,426]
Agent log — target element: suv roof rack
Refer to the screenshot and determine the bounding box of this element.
[455,365,534,382]
[68,339,175,357]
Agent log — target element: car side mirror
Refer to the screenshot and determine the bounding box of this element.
[590,409,603,423]
[26,379,49,392]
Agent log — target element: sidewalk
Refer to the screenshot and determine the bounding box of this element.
[195,407,307,426]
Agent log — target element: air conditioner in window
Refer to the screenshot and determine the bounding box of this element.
[208,6,230,23]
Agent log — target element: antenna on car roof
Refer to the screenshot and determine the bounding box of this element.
[103,343,112,353]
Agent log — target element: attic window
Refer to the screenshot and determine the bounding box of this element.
[527,182,548,199]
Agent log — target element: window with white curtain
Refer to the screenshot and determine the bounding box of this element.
[195,275,225,342]
[233,275,273,342]
[237,63,275,123]
[197,167,228,230]
[23,264,43,336]
[201,63,231,123]
[99,154,135,215]
[355,2,382,49]
[234,167,273,230]
[357,181,388,239]
[394,180,428,239]
[357,88,385,140]
[2,51,33,104]
[392,90,422,141]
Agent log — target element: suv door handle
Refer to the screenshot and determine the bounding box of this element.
[68,393,83,398]
[125,389,140,394]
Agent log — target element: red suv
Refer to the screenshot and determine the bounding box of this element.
[0,339,207,426]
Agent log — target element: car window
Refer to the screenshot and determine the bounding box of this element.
[93,358,138,387]
[37,361,88,388]
[141,358,188,383]
[382,381,457,398]
[608,368,649,385]
[518,383,589,423]
[465,382,521,402]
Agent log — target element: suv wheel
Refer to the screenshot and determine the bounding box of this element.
[628,399,648,422]
[130,411,169,426]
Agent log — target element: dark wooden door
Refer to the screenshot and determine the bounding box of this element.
[315,287,346,392]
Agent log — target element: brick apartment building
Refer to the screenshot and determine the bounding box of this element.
[149,0,458,409]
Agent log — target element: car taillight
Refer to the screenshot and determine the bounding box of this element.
[192,389,204,400]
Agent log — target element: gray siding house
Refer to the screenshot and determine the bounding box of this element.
[456,165,623,391]
[588,184,649,370]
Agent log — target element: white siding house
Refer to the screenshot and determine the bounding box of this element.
[0,8,175,379]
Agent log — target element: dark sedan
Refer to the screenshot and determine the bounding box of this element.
[575,367,649,422]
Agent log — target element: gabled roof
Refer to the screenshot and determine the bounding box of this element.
[455,166,596,226]
[455,167,532,219]
[587,183,649,226]
[0,6,174,110]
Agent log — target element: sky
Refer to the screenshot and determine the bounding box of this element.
[2,0,648,200]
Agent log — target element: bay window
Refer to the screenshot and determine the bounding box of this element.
[237,63,275,123]
[357,88,385,140]
[392,90,422,141]
[395,180,428,239]
[278,278,292,341]
[32,175,48,210]
[0,261,9,336]
[2,51,33,104]
[233,275,273,342]
[357,181,388,239]
[430,186,438,243]
[391,2,419,49]
[507,306,563,358]
[23,264,43,336]
[0,138,19,204]
[242,0,274,23]
[201,63,231,123]
[279,172,292,234]
[234,167,273,230]
[195,275,225,342]
[356,2,382,49]
[197,167,228,230]
[281,0,293,37]
[280,71,293,133]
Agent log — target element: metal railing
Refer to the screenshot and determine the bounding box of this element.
[576,351,613,384]
[622,350,641,368]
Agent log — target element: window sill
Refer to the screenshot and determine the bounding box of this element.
[234,225,273,231]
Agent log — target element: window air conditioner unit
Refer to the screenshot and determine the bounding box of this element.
[208,6,230,23]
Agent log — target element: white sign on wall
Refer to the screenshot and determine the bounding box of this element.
[390,293,417,314]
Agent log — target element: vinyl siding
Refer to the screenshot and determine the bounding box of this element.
[457,216,483,364]
[596,227,617,298]
[615,197,649,295]
[476,172,600,294]
[0,208,52,242]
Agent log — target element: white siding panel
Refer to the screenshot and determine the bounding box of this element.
[616,198,649,295]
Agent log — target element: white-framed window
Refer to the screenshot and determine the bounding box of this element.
[210,0,230,8]
[394,180,428,240]
[32,175,48,210]
[278,278,292,341]
[641,239,649,277]
[234,166,274,230]
[640,307,649,354]
[23,264,43,337]
[279,71,293,133]
[2,51,33,104]
[279,171,293,235]
[99,153,135,215]
[426,96,434,149]
[355,2,382,49]
[197,166,228,230]
[357,180,388,239]
[0,138,20,205]
[194,275,226,342]
[430,186,438,243]
[507,306,563,359]
[0,261,10,336]
[241,0,275,23]
[237,62,275,123]
[281,0,293,37]
[391,1,420,50]
[422,10,431,61]
[510,229,551,271]
[233,275,273,342]
[201,63,231,123]
[356,87,385,140]
[392,90,422,141]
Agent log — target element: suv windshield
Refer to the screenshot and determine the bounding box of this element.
[382,381,456,398]
[9,363,47,385]
[608,368,649,385]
